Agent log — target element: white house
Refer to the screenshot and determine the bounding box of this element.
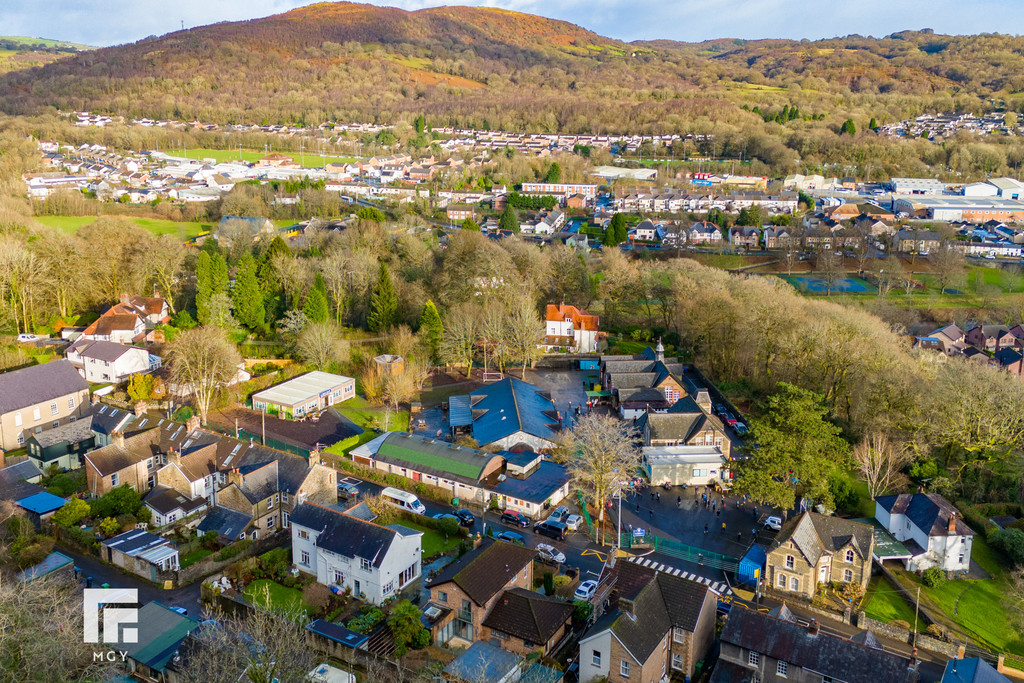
[543,303,600,353]
[290,502,422,605]
[642,446,727,487]
[874,493,974,572]
[66,339,160,383]
[143,485,207,527]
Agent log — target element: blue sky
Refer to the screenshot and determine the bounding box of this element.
[2,0,1022,47]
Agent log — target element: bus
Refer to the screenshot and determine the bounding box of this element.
[381,487,426,515]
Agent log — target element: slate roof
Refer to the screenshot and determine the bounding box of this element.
[102,528,171,555]
[771,512,874,566]
[941,657,1011,683]
[0,360,88,414]
[84,427,164,476]
[443,640,522,683]
[87,403,137,436]
[489,460,571,505]
[290,502,415,567]
[875,493,975,537]
[196,505,252,542]
[994,348,1023,367]
[0,461,44,500]
[70,339,138,362]
[467,377,560,446]
[427,537,536,606]
[144,485,206,516]
[31,417,96,449]
[121,601,201,673]
[354,431,501,485]
[482,587,572,644]
[717,607,914,683]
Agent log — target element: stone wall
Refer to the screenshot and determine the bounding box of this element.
[175,532,287,586]
[854,612,964,659]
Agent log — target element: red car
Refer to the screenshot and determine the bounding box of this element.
[501,510,530,528]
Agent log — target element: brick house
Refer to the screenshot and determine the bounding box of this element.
[965,324,1016,352]
[916,324,967,356]
[728,226,760,248]
[766,512,874,600]
[425,538,537,646]
[578,560,718,682]
[481,587,573,656]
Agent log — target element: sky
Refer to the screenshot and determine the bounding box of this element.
[2,0,1023,47]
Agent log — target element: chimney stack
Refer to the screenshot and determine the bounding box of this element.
[619,597,636,619]
[228,467,243,487]
[134,400,149,417]
[186,415,201,433]
[948,512,957,535]
[112,431,125,448]
[166,448,181,467]
[308,448,321,468]
[807,619,819,636]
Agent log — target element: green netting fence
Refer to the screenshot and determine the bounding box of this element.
[619,531,739,572]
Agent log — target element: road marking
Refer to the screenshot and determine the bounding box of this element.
[581,549,607,562]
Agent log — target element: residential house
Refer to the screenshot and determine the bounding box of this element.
[447,204,477,222]
[116,293,170,325]
[101,528,180,578]
[766,512,874,599]
[449,378,561,451]
[0,459,45,504]
[940,657,1011,683]
[80,309,146,344]
[893,230,942,254]
[290,502,423,605]
[195,505,252,544]
[350,431,505,505]
[763,227,797,250]
[875,492,974,571]
[632,220,659,242]
[144,485,208,527]
[0,360,90,451]
[84,419,191,497]
[122,601,201,683]
[637,400,730,459]
[711,605,917,683]
[688,221,723,245]
[425,538,537,645]
[578,559,718,682]
[993,347,1024,376]
[916,324,967,356]
[482,587,574,657]
[25,418,95,471]
[66,339,159,383]
[542,303,601,353]
[965,324,1016,352]
[728,226,760,249]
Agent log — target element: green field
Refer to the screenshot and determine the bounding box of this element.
[35,215,211,240]
[396,520,463,557]
[170,148,359,169]
[244,579,313,617]
[0,36,93,49]
[862,576,923,630]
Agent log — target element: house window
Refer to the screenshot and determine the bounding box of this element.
[16,432,23,445]
[748,651,760,666]
[777,661,788,677]
[399,563,417,586]
[147,458,154,470]
[300,550,310,565]
[846,550,855,563]
[777,573,786,588]
[68,397,75,409]
[282,511,288,528]
[14,412,22,427]
[620,661,630,678]
[267,497,274,510]
[790,577,799,591]
[266,517,275,529]
[360,558,371,571]
[592,651,601,667]
[50,402,58,416]
[491,629,508,640]
[298,529,309,540]
[33,407,40,421]
[438,591,448,604]
[281,492,287,504]
[333,570,343,584]
[671,653,684,671]
[844,569,853,582]
[167,513,177,523]
[383,581,394,595]
[111,473,119,486]
[785,555,794,569]
[673,626,686,643]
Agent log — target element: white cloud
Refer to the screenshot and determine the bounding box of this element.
[0,0,1021,47]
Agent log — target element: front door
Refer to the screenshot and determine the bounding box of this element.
[412,472,421,482]
[819,562,829,582]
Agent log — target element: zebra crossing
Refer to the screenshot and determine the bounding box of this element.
[626,555,733,596]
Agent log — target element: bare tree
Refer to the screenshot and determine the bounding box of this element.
[503,295,544,379]
[297,322,350,371]
[854,431,912,499]
[782,241,799,276]
[441,303,478,378]
[931,241,966,295]
[556,414,641,545]
[167,327,242,425]
[815,245,843,296]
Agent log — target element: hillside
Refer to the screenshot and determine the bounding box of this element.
[0,35,93,74]
[4,4,1024,139]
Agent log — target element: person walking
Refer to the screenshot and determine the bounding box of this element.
[656,492,661,503]
[704,523,709,536]
[677,495,682,507]
[721,521,726,533]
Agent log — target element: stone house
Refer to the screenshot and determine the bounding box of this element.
[0,360,90,452]
[766,512,874,600]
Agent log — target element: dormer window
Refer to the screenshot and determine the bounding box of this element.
[845,550,855,563]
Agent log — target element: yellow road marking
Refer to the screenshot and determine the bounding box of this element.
[581,549,607,561]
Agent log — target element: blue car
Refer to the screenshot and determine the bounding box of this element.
[496,530,525,545]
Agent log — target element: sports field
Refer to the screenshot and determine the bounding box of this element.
[169,148,359,169]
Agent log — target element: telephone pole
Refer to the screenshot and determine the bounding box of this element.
[913,586,921,647]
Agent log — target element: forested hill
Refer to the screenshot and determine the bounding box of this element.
[4,3,1024,134]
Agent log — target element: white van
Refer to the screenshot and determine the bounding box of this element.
[381,487,426,515]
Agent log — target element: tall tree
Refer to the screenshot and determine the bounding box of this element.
[545,162,562,184]
[499,205,519,234]
[195,250,213,323]
[232,252,265,331]
[296,321,349,371]
[734,383,850,513]
[557,414,642,544]
[419,299,444,363]
[302,286,329,324]
[166,327,242,425]
[931,241,966,295]
[504,295,544,379]
[440,303,478,377]
[854,431,912,499]
[368,262,399,332]
[606,213,628,246]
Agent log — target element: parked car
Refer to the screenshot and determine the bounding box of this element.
[534,520,568,541]
[501,510,531,528]
[564,514,583,531]
[433,513,461,524]
[15,334,39,343]
[713,403,727,416]
[452,509,475,527]
[496,530,525,545]
[548,505,570,524]
[734,423,748,436]
[764,516,783,532]
[723,414,739,426]
[337,479,360,499]
[574,579,598,601]
[536,543,566,565]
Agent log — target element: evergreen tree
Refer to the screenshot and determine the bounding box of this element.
[414,114,426,135]
[868,117,878,131]
[499,205,519,233]
[461,217,481,231]
[419,299,444,362]
[232,252,265,331]
[211,252,229,297]
[368,262,399,332]
[303,287,329,324]
[195,251,212,324]
[604,213,628,246]
[545,162,562,184]
[840,118,857,136]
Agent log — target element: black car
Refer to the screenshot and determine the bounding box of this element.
[533,520,568,541]
[453,509,475,527]
[501,510,531,527]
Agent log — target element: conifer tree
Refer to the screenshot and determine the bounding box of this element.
[419,299,444,362]
[499,205,519,233]
[232,252,265,331]
[368,262,398,332]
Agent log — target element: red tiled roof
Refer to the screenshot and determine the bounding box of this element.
[545,304,599,332]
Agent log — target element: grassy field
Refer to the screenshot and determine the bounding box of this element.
[0,36,93,49]
[244,579,312,617]
[35,215,211,240]
[170,148,359,169]
[395,520,463,557]
[862,576,923,629]
[179,548,213,569]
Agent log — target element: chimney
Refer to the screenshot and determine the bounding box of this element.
[112,431,125,448]
[166,448,181,467]
[308,448,321,467]
[948,512,957,535]
[228,467,243,487]
[619,597,636,619]
[807,619,819,636]
[696,390,712,413]
[119,292,130,305]
[134,400,149,417]
[186,415,201,433]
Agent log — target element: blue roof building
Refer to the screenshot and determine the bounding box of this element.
[458,378,561,451]
[16,491,67,515]
[941,657,1010,683]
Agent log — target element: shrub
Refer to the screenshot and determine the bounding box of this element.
[889,620,911,631]
[573,600,594,624]
[347,607,386,634]
[201,530,220,550]
[14,539,54,569]
[52,498,90,527]
[922,567,945,588]
[92,485,144,519]
[543,572,554,596]
[215,540,252,562]
[304,582,332,613]
[98,517,121,536]
[991,528,1024,566]
[553,575,571,588]
[437,517,460,540]
[411,628,430,649]
[926,623,951,641]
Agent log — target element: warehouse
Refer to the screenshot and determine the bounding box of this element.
[251,371,355,419]
[894,196,1024,222]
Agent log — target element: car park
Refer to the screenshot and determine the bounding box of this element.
[764,516,783,531]
[501,510,531,528]
[452,509,475,527]
[496,530,525,545]
[564,514,582,531]
[533,520,568,541]
[574,579,598,601]
[535,543,566,565]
